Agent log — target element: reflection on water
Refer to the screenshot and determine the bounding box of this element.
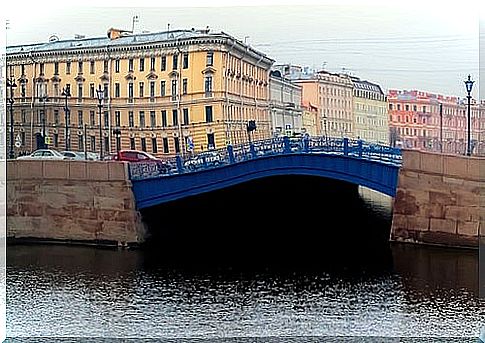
[6,180,485,339]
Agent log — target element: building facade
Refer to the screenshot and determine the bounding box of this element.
[6,28,274,158]
[268,70,302,137]
[301,100,319,136]
[388,89,484,155]
[351,77,388,144]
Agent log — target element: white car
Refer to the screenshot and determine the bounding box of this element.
[17,149,67,160]
[61,151,85,160]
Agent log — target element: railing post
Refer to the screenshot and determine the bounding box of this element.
[358,139,363,158]
[283,136,291,154]
[176,155,184,173]
[227,144,235,164]
[343,138,349,156]
[303,136,309,153]
[250,143,257,158]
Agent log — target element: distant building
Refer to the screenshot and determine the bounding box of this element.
[268,70,302,137]
[6,27,274,157]
[388,89,484,155]
[301,100,319,136]
[351,77,388,144]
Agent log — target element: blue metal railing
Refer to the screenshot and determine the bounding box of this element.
[128,136,402,181]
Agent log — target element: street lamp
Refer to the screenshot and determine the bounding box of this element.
[61,85,71,151]
[96,84,104,159]
[464,75,474,156]
[7,74,17,159]
[41,93,48,148]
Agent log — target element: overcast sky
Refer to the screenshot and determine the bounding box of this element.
[4,1,483,99]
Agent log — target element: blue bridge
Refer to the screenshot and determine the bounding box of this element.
[129,136,402,209]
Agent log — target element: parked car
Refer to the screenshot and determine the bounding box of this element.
[17,149,68,160]
[111,150,173,174]
[76,152,100,160]
[184,151,223,171]
[61,151,85,160]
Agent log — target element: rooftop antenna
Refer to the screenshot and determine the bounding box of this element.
[167,23,170,33]
[132,15,139,33]
[322,61,327,70]
[244,36,249,45]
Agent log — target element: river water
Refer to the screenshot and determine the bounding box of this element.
[6,178,485,341]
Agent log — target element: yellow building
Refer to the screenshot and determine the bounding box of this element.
[6,28,274,158]
[351,77,389,144]
[301,100,319,136]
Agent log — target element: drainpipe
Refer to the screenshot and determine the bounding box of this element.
[28,51,38,152]
[176,40,184,158]
[224,39,237,145]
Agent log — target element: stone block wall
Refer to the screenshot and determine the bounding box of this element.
[391,149,484,248]
[7,160,146,246]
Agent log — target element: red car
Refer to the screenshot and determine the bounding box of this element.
[108,150,173,174]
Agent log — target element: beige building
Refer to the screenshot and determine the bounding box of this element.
[274,65,354,138]
[351,77,388,144]
[301,100,319,136]
[6,28,274,158]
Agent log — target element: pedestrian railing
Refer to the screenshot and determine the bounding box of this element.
[128,136,402,180]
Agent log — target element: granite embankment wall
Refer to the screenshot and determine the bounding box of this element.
[7,160,145,246]
[391,149,484,248]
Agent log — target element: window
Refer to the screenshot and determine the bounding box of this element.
[54,110,59,125]
[161,110,167,127]
[205,106,213,122]
[139,58,145,72]
[115,59,120,73]
[422,106,426,113]
[54,134,59,147]
[161,56,166,71]
[161,81,166,96]
[139,111,145,128]
[150,81,155,99]
[90,136,96,152]
[115,83,120,98]
[115,111,121,127]
[405,104,409,111]
[171,80,177,100]
[90,111,95,125]
[207,133,215,149]
[151,138,158,153]
[413,105,417,111]
[182,78,188,95]
[66,61,71,75]
[150,57,156,71]
[21,132,26,146]
[21,83,26,98]
[90,83,95,98]
[104,111,109,127]
[174,137,180,153]
[128,111,134,127]
[172,110,178,126]
[78,61,83,74]
[103,60,108,73]
[90,61,95,74]
[79,135,84,151]
[397,104,401,111]
[183,108,189,125]
[128,59,134,72]
[205,76,212,96]
[54,62,59,75]
[423,117,426,124]
[40,63,45,75]
[389,103,393,110]
[172,54,178,70]
[139,82,144,98]
[78,110,83,126]
[183,53,189,69]
[130,138,135,150]
[78,84,83,100]
[206,51,214,66]
[150,111,156,127]
[141,138,147,152]
[116,135,121,152]
[103,84,108,99]
[163,137,169,153]
[22,110,27,123]
[128,83,134,101]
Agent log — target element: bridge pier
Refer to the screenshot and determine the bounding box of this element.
[391,150,483,248]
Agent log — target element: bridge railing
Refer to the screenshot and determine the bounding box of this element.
[128,135,402,180]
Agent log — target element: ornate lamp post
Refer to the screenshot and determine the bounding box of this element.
[61,85,71,151]
[464,75,474,156]
[7,75,17,159]
[96,84,104,159]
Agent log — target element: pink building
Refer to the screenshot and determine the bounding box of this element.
[388,90,484,156]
